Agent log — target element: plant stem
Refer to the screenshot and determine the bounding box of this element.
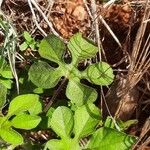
[43,78,67,112]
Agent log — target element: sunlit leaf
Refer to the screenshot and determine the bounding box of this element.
[7,94,41,116]
[74,103,100,139]
[29,61,61,89]
[39,35,65,63]
[0,83,7,109]
[19,42,28,51]
[86,62,114,85]
[11,113,41,130]
[0,128,23,145]
[45,139,64,150]
[66,79,97,106]
[23,31,33,43]
[68,33,98,64]
[87,127,136,150]
[50,106,74,138]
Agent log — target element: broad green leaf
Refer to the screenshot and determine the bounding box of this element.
[39,35,65,63]
[0,78,12,89]
[66,79,97,106]
[0,128,23,145]
[28,98,42,115]
[1,65,13,79]
[86,62,114,85]
[0,83,7,109]
[45,139,81,150]
[87,127,136,150]
[19,42,28,51]
[11,113,41,129]
[23,31,33,43]
[45,140,64,150]
[29,61,61,89]
[50,106,74,138]
[7,94,40,117]
[67,33,98,64]
[74,103,100,139]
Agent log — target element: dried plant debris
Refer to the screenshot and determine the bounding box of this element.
[50,0,91,38]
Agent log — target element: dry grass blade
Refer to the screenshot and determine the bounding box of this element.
[0,10,19,94]
[115,0,150,120]
[29,0,63,40]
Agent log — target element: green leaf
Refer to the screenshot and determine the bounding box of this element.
[0,128,23,145]
[47,107,55,128]
[1,65,13,79]
[50,106,74,138]
[86,62,114,85]
[45,140,64,150]
[87,127,136,150]
[23,31,33,43]
[68,33,98,64]
[39,35,65,63]
[7,94,41,117]
[45,139,81,150]
[33,87,43,94]
[0,78,12,89]
[28,98,42,115]
[118,119,138,131]
[66,79,97,106]
[104,116,115,129]
[11,113,41,130]
[0,83,7,109]
[74,104,100,139]
[29,61,61,89]
[19,42,28,51]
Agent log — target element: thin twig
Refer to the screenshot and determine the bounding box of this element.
[43,78,67,112]
[28,0,47,36]
[91,0,101,60]
[99,15,122,48]
[29,0,63,40]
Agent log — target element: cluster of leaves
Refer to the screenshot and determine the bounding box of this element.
[29,33,114,107]
[19,31,39,51]
[0,94,42,147]
[0,32,137,149]
[0,57,13,109]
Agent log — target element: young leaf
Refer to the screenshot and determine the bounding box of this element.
[19,42,28,51]
[0,83,7,109]
[87,127,136,150]
[74,103,100,139]
[23,31,33,43]
[7,94,41,116]
[29,61,61,89]
[86,62,114,85]
[11,113,41,130]
[45,139,81,150]
[28,98,42,115]
[50,106,74,138]
[66,79,97,106]
[0,128,23,145]
[68,33,98,64]
[1,65,13,79]
[39,35,65,63]
[0,78,12,89]
[45,139,64,150]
